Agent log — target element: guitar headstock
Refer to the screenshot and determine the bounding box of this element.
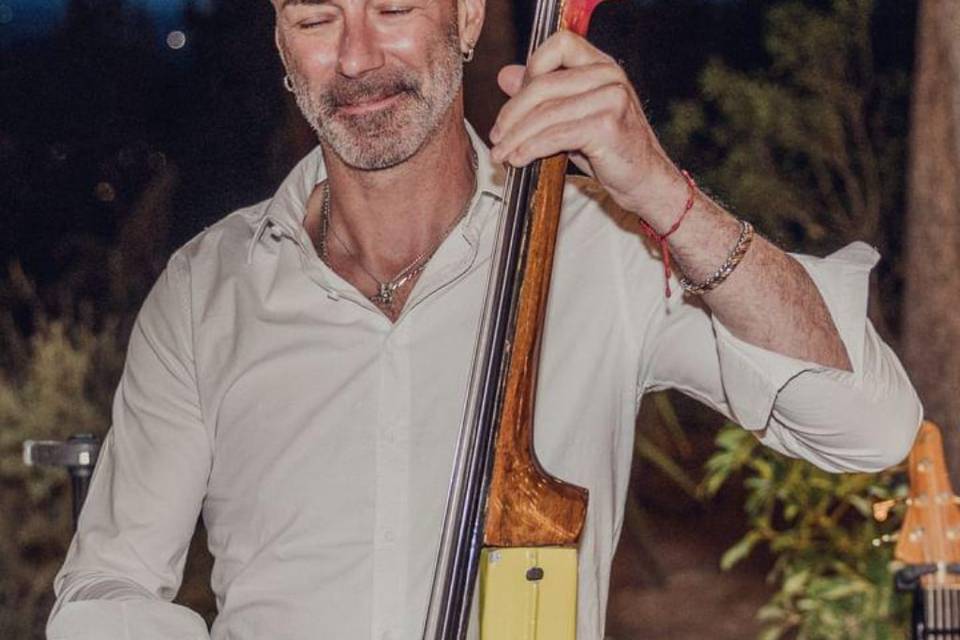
[895,421,960,572]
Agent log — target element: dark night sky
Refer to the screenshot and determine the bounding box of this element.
[0,0,202,44]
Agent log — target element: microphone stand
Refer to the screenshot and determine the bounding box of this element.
[23,434,101,531]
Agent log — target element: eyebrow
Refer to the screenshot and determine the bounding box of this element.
[282,0,333,7]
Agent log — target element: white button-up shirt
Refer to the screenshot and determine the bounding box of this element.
[47,126,922,640]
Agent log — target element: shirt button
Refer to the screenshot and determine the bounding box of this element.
[383,530,396,543]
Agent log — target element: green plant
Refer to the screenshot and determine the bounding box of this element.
[0,265,126,637]
[667,2,915,629]
[703,424,910,640]
[665,0,907,254]
[636,392,700,498]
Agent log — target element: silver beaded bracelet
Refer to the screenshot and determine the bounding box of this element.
[679,220,754,295]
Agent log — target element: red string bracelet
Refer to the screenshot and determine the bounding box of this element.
[637,169,697,297]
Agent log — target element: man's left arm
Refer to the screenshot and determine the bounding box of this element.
[638,236,922,472]
[492,31,849,370]
[490,31,922,470]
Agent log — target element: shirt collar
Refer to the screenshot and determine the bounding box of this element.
[249,120,505,261]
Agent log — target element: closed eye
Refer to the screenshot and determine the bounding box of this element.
[300,18,334,28]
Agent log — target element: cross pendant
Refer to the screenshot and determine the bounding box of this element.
[373,283,395,306]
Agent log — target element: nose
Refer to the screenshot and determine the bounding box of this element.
[337,15,384,78]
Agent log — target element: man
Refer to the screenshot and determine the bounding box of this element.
[47,0,922,638]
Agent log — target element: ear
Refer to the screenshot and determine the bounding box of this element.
[457,0,486,55]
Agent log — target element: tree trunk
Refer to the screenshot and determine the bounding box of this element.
[903,0,960,482]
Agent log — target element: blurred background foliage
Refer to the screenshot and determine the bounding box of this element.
[662,1,917,636]
[0,0,922,637]
[664,0,911,338]
[0,265,125,636]
[704,424,910,640]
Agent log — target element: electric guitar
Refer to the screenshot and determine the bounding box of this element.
[876,421,960,638]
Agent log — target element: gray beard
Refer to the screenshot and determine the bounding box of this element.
[288,34,463,171]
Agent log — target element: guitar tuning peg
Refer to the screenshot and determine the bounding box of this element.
[873,499,901,522]
[872,533,899,547]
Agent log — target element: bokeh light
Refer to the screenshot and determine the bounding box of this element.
[94,182,116,203]
[166,30,187,50]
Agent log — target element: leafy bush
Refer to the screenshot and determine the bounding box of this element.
[668,2,914,632]
[664,0,911,339]
[703,424,911,639]
[665,0,907,250]
[0,265,126,637]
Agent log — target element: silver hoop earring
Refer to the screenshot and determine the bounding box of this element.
[462,47,474,63]
[283,75,295,93]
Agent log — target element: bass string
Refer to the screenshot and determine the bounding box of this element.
[419,0,565,636]
[450,0,568,626]
[924,585,960,633]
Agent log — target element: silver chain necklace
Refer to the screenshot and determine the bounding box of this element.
[319,149,478,308]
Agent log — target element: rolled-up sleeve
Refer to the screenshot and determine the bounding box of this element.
[642,241,923,473]
[47,253,212,640]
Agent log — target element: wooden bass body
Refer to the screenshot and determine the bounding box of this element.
[419,0,606,637]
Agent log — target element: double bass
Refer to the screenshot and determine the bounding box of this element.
[421,0,607,637]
